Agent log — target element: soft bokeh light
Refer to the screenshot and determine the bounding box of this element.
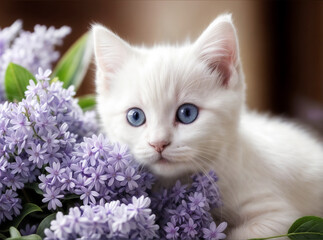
[0,0,322,133]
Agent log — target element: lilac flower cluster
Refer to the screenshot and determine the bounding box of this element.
[0,68,98,223]
[20,224,38,236]
[44,196,159,240]
[39,133,154,210]
[0,63,226,238]
[0,21,70,100]
[43,131,226,239]
[151,171,226,239]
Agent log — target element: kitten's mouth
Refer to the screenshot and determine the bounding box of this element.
[155,157,171,165]
[150,155,189,177]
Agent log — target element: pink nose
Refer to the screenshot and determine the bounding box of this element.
[149,141,170,153]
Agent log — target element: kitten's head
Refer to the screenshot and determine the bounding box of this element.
[93,14,245,178]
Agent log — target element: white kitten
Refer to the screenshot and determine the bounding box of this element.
[92,14,323,239]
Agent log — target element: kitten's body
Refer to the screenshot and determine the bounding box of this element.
[92,14,323,239]
[217,112,323,238]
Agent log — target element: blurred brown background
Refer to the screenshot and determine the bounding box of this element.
[0,0,322,133]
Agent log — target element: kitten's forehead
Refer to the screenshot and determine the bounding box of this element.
[129,46,211,105]
[109,44,218,123]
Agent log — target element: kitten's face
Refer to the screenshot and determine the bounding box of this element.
[93,14,245,178]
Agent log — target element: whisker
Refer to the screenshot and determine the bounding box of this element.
[186,148,242,213]
[185,157,227,220]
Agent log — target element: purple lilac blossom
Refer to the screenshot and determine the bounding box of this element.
[203,222,228,240]
[41,129,226,239]
[0,63,226,238]
[150,171,225,239]
[0,20,21,57]
[20,224,38,236]
[0,68,98,223]
[44,196,159,240]
[44,144,226,240]
[42,187,64,210]
[164,217,180,239]
[0,21,71,101]
[41,132,155,207]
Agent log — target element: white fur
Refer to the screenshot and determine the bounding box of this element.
[92,14,323,239]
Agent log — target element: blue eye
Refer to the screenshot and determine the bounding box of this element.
[127,108,146,127]
[176,103,199,124]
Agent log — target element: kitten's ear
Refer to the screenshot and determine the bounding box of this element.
[92,24,132,78]
[194,14,240,87]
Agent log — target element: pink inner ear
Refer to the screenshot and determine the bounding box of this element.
[197,19,238,87]
[208,59,232,87]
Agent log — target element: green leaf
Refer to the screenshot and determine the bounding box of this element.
[78,94,96,111]
[13,203,42,228]
[288,216,323,239]
[24,183,43,195]
[9,227,20,238]
[7,234,42,240]
[248,216,323,240]
[0,203,42,232]
[36,213,56,238]
[4,63,36,102]
[63,193,80,200]
[12,203,42,229]
[52,32,92,90]
[0,233,6,240]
